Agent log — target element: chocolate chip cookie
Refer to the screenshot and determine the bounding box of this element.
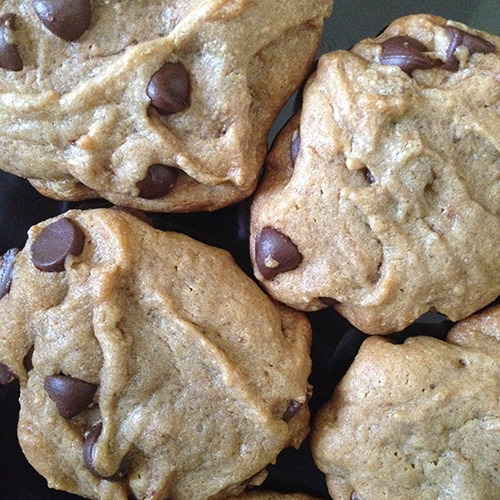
[0,0,333,212]
[0,208,313,500]
[311,303,500,500]
[250,14,500,334]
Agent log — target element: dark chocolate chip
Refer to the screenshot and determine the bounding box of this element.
[441,56,459,72]
[0,14,23,71]
[147,62,190,114]
[443,26,463,72]
[0,248,18,299]
[32,0,91,42]
[83,422,129,481]
[362,167,375,184]
[136,164,178,199]
[44,374,97,418]
[444,26,496,72]
[0,362,16,385]
[255,227,302,280]
[23,346,34,372]
[380,36,434,74]
[290,129,301,165]
[83,422,102,476]
[31,217,85,272]
[283,400,303,422]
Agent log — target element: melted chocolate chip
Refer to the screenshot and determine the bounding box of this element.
[147,62,190,114]
[0,362,16,385]
[444,26,496,72]
[0,248,18,299]
[32,0,91,42]
[137,164,178,199]
[31,217,85,272]
[255,227,302,280]
[380,36,434,74]
[44,374,97,418]
[283,400,303,422]
[0,14,23,71]
[290,129,301,165]
[83,422,129,481]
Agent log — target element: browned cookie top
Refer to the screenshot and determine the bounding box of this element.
[0,208,312,500]
[0,0,333,212]
[250,14,500,334]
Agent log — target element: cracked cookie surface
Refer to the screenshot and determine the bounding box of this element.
[311,303,500,500]
[250,14,500,334]
[0,0,332,212]
[0,208,312,500]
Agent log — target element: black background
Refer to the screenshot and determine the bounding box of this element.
[0,1,497,499]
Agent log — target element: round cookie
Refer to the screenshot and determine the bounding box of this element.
[310,303,500,500]
[0,208,313,500]
[0,0,333,212]
[250,14,500,334]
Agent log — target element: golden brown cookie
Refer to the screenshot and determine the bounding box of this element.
[311,303,500,500]
[0,208,312,500]
[250,14,500,334]
[0,0,333,212]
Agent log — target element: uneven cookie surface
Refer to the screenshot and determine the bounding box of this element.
[0,0,332,212]
[250,14,500,334]
[0,208,312,500]
[311,304,500,500]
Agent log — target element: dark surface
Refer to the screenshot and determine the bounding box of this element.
[0,1,497,499]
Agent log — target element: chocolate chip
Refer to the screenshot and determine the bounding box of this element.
[147,62,190,114]
[0,14,23,72]
[32,0,91,42]
[31,217,85,272]
[83,422,130,481]
[283,400,303,422]
[0,248,18,299]
[83,422,102,476]
[380,36,434,75]
[449,26,496,55]
[362,167,375,184]
[44,374,97,419]
[444,26,496,72]
[290,129,301,165]
[0,362,16,385]
[255,227,302,280]
[137,164,178,199]
[23,346,34,372]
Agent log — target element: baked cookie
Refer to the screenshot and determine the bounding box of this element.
[310,303,500,500]
[0,0,333,212]
[250,14,500,334]
[0,208,313,500]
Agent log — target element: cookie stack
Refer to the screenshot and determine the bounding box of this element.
[0,3,499,500]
